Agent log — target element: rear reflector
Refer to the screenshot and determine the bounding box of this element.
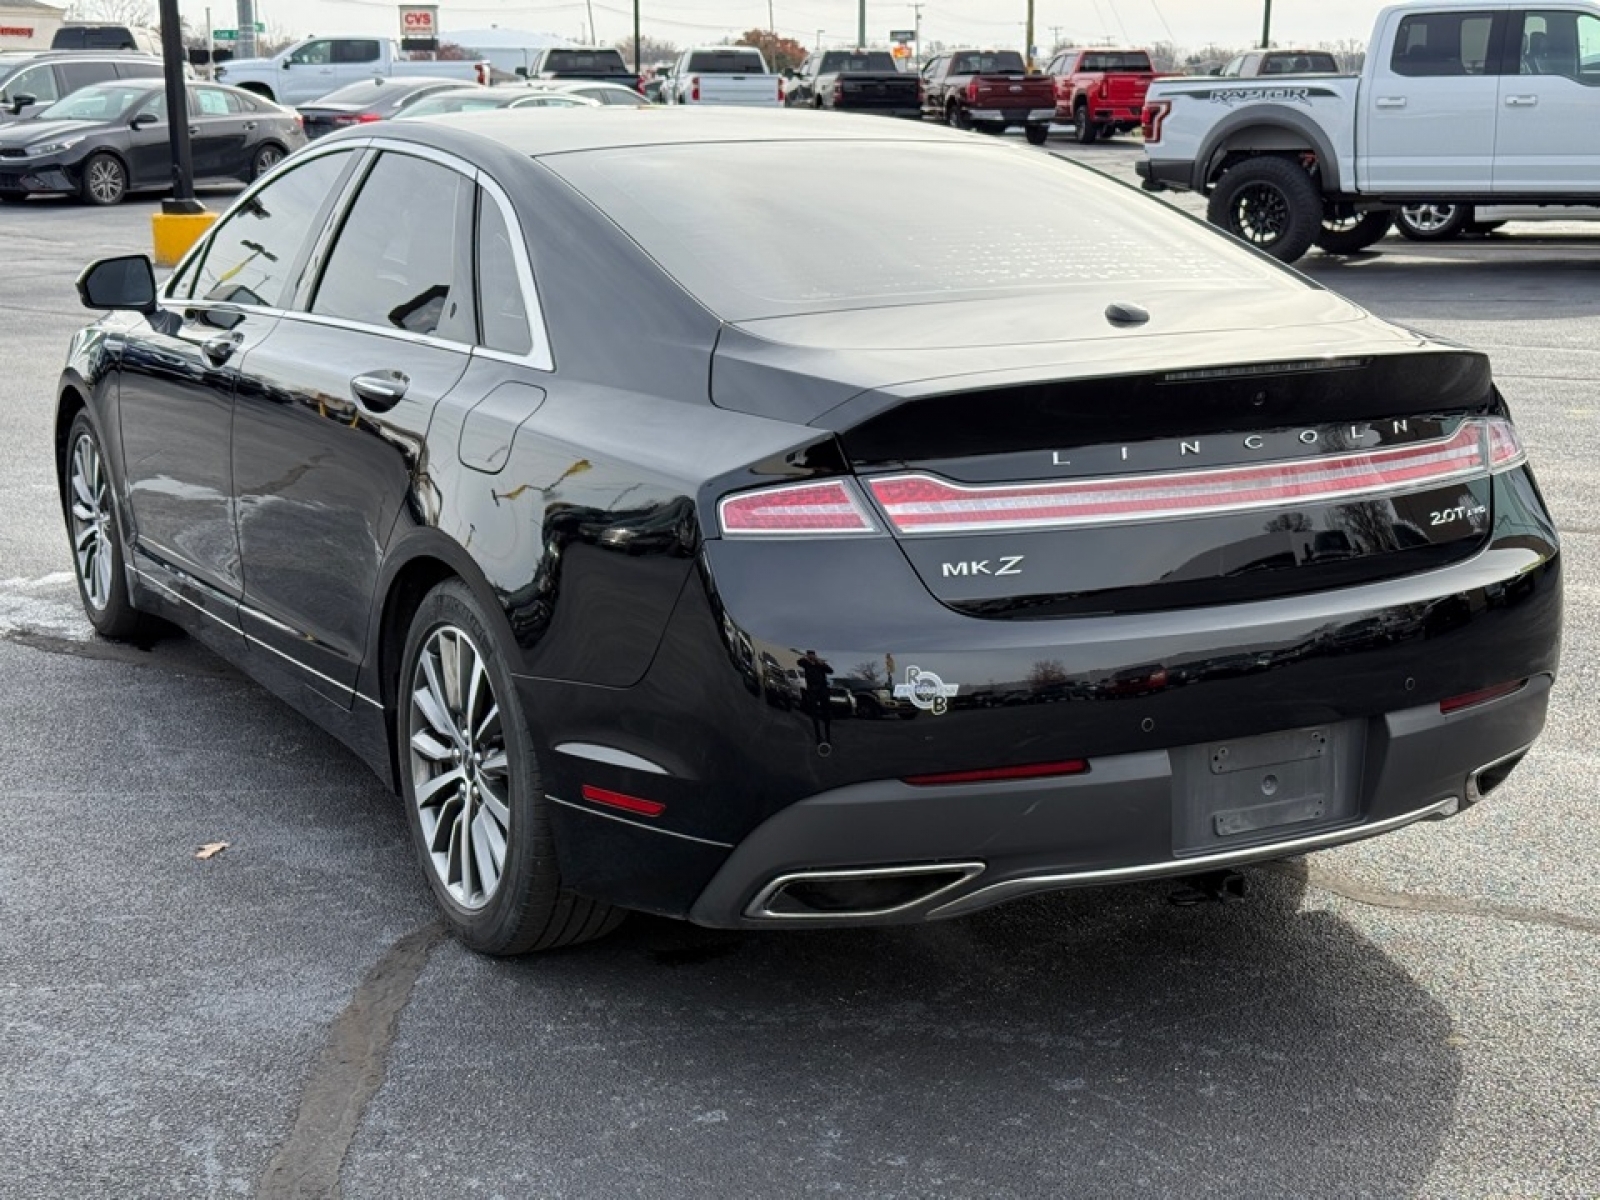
[1439,679,1527,714]
[719,479,878,537]
[905,759,1089,786]
[580,784,665,816]
[868,419,1520,535]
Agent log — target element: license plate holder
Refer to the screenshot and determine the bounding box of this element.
[1170,722,1363,855]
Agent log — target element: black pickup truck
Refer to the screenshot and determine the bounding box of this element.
[784,50,919,117]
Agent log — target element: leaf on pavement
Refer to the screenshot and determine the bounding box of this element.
[195,841,230,861]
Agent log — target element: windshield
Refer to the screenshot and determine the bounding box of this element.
[36,81,154,121]
[546,141,1276,321]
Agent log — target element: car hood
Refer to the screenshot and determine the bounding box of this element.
[219,55,277,73]
[708,284,1419,425]
[0,118,110,146]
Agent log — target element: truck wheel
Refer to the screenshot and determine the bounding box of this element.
[1469,220,1507,235]
[1396,204,1470,241]
[239,82,274,102]
[1314,211,1394,255]
[946,103,969,130]
[1073,104,1095,144]
[1206,156,1322,263]
[1024,124,1049,145]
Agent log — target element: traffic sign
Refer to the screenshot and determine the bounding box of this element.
[889,28,915,42]
[213,29,236,40]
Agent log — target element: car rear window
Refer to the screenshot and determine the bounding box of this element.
[1079,52,1153,71]
[545,49,628,72]
[546,141,1275,321]
[686,49,766,73]
[821,52,899,72]
[950,51,1026,74]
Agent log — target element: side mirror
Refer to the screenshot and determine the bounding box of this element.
[9,92,35,115]
[77,255,158,315]
[281,58,293,69]
[515,65,528,77]
[130,110,161,128]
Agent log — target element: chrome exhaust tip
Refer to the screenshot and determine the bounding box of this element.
[746,862,986,921]
[1467,744,1532,805]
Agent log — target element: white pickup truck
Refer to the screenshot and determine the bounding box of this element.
[1138,0,1600,262]
[662,46,782,106]
[215,36,488,105]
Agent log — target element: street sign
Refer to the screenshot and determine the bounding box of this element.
[889,28,915,42]
[213,29,237,41]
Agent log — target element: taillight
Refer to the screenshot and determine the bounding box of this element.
[833,79,845,100]
[906,759,1089,786]
[1141,99,1170,142]
[1440,679,1527,714]
[966,79,979,101]
[718,479,878,537]
[356,112,383,124]
[865,419,1509,535]
[691,75,700,101]
[637,74,646,93]
[1097,81,1108,98]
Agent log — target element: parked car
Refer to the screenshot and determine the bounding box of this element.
[1043,47,1160,143]
[397,87,597,119]
[528,80,649,106]
[0,50,164,124]
[57,108,1558,953]
[1139,0,1600,262]
[296,77,482,139]
[215,35,489,104]
[642,60,674,103]
[0,79,303,204]
[519,45,640,90]
[663,46,781,106]
[1394,202,1600,240]
[50,22,162,54]
[783,49,919,117]
[1217,49,1341,77]
[919,49,1055,143]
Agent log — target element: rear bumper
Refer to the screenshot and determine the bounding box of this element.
[1136,156,1196,192]
[969,107,1055,124]
[686,677,1548,926]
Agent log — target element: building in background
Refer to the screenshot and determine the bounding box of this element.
[449,27,572,80]
[0,0,65,51]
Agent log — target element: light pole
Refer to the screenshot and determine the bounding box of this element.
[633,0,640,72]
[1261,0,1273,49]
[912,2,923,68]
[858,0,865,49]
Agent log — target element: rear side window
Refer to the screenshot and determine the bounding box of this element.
[334,40,380,64]
[475,191,532,356]
[59,61,120,91]
[186,151,354,307]
[113,60,164,80]
[195,87,231,115]
[313,153,475,341]
[1518,11,1600,84]
[1390,12,1497,76]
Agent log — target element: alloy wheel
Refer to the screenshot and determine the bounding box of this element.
[1230,181,1291,247]
[253,145,283,179]
[87,157,124,204]
[68,432,115,611]
[407,624,510,910]
[1400,204,1458,233]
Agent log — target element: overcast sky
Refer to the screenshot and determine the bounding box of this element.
[182,0,1389,53]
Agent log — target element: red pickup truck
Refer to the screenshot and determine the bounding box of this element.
[1044,48,1159,143]
[919,50,1055,145]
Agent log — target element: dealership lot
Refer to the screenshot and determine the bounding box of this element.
[1,140,1597,1197]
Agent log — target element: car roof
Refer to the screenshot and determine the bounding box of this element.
[409,106,972,158]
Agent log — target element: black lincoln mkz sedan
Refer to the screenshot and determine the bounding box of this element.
[57,110,1560,954]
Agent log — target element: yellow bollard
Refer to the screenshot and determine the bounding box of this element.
[150,211,218,267]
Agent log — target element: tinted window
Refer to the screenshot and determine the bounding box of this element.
[1390,12,1496,76]
[686,49,766,73]
[313,153,474,340]
[950,51,1026,73]
[187,151,354,307]
[1080,52,1153,71]
[820,51,898,72]
[476,192,532,356]
[544,49,628,72]
[547,141,1276,321]
[113,59,164,79]
[59,61,120,91]
[334,39,380,64]
[4,63,59,104]
[1519,11,1600,84]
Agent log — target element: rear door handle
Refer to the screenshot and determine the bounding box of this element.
[351,371,409,412]
[1374,96,1406,109]
[1504,94,1538,106]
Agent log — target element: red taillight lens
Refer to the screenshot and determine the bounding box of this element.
[719,479,878,537]
[581,784,665,816]
[691,75,700,102]
[1141,99,1170,141]
[966,80,980,101]
[866,420,1505,535]
[906,759,1089,786]
[1485,417,1526,470]
[356,112,383,123]
[1440,679,1527,714]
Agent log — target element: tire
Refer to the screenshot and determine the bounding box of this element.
[1073,104,1095,143]
[1205,156,1323,263]
[78,152,126,206]
[250,142,285,181]
[1469,219,1507,235]
[1024,123,1049,146]
[0,190,26,204]
[1314,210,1395,255]
[240,83,274,102]
[63,412,149,640]
[398,579,624,955]
[1097,124,1117,140]
[1395,203,1470,242]
[945,103,969,130]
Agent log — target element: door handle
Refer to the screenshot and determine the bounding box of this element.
[201,333,241,365]
[1374,96,1406,108]
[187,125,199,135]
[350,371,409,412]
[243,120,257,130]
[1504,94,1538,106]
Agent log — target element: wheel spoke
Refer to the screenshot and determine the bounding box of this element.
[416,655,460,745]
[478,779,510,828]
[470,809,503,895]
[479,748,507,776]
[465,650,486,737]
[440,631,463,713]
[409,728,453,762]
[474,702,499,744]
[415,765,466,808]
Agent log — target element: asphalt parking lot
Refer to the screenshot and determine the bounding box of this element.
[2,138,1597,1198]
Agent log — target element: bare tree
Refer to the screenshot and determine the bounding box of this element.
[65,0,155,25]
[617,34,677,66]
[849,660,882,685]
